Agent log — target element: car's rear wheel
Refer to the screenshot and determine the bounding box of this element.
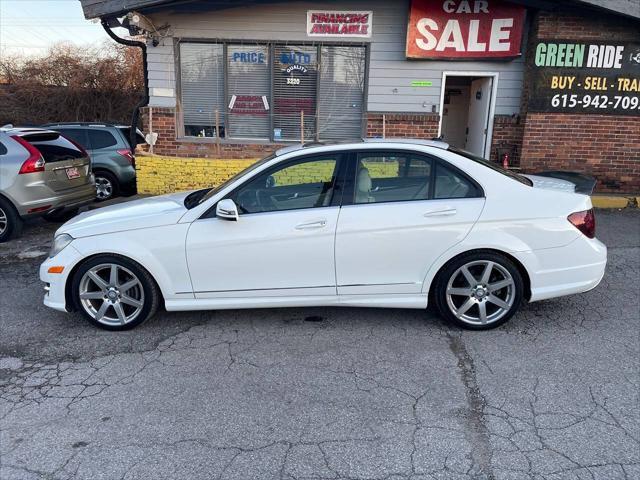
[0,197,23,243]
[434,251,524,330]
[94,171,119,201]
[71,255,159,330]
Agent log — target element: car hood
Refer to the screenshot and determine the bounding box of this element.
[58,191,191,238]
[523,174,576,193]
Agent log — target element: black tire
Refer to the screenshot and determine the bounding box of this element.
[71,254,160,331]
[43,208,79,223]
[0,196,23,243]
[94,170,119,202]
[433,251,524,330]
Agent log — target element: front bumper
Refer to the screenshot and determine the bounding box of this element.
[39,243,84,312]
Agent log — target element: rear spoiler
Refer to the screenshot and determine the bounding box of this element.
[535,171,597,195]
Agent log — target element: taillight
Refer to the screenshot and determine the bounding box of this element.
[117,149,135,167]
[568,209,596,239]
[11,135,45,174]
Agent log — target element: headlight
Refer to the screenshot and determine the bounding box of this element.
[49,234,74,258]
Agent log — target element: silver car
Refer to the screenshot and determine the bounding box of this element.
[0,127,96,242]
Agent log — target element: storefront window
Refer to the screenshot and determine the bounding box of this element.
[227,45,270,140]
[273,45,318,142]
[319,46,366,140]
[180,43,225,138]
[179,42,367,142]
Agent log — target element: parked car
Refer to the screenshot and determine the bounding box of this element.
[0,127,96,242]
[40,139,606,331]
[42,123,143,201]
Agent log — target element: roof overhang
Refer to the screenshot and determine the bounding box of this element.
[79,0,639,21]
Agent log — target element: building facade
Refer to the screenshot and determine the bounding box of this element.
[82,0,640,193]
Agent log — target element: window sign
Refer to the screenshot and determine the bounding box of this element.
[529,40,640,115]
[307,10,373,38]
[227,45,270,139]
[406,0,525,59]
[274,45,318,141]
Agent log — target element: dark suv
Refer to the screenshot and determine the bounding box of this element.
[43,123,144,201]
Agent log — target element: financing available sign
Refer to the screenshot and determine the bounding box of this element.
[307,10,372,38]
[406,0,525,59]
[529,41,640,115]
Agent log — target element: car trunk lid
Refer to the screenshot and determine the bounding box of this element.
[524,171,597,195]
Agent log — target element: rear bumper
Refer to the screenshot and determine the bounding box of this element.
[16,182,96,218]
[519,235,607,302]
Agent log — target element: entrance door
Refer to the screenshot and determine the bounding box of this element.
[465,77,493,157]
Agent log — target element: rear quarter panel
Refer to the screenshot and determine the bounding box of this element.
[419,147,593,293]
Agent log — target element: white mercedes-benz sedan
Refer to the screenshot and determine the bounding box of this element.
[40,139,606,331]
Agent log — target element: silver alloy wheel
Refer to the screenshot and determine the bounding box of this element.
[445,260,516,326]
[95,176,113,200]
[79,263,145,326]
[0,207,7,236]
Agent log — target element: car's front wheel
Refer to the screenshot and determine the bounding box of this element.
[433,251,524,330]
[71,255,159,330]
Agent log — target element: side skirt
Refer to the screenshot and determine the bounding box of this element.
[165,294,428,312]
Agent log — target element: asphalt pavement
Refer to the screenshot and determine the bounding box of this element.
[0,208,638,480]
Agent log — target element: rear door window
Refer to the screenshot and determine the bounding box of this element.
[354,152,433,204]
[0,141,7,155]
[55,128,89,149]
[434,162,481,199]
[87,129,118,149]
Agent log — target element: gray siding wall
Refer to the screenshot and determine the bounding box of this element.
[146,0,525,115]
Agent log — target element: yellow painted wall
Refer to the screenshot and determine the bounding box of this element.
[136,155,401,195]
[136,156,256,195]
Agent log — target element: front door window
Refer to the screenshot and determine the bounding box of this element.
[232,156,339,214]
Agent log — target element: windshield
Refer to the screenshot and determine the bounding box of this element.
[187,154,277,208]
[448,146,532,186]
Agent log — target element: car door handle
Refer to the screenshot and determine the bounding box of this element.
[295,220,327,230]
[423,208,457,217]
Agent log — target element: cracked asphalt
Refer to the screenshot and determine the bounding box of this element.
[0,209,638,480]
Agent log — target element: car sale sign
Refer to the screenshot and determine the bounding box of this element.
[406,0,526,59]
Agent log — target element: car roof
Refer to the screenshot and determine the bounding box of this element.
[0,127,61,136]
[41,122,128,128]
[275,138,449,156]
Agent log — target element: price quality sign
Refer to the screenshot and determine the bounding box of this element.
[528,40,640,115]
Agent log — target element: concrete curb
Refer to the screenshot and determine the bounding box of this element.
[591,196,638,209]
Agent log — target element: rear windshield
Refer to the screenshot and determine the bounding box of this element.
[448,146,532,186]
[27,135,85,162]
[118,127,146,148]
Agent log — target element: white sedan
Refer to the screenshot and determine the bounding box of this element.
[40,140,607,331]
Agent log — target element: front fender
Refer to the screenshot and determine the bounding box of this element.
[71,224,194,301]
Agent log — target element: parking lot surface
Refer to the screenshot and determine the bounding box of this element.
[1,209,638,480]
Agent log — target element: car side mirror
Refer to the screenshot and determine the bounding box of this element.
[216,199,239,221]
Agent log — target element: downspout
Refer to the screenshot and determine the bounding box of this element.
[101,19,149,151]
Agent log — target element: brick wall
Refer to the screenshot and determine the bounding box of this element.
[490,114,524,165]
[521,114,640,192]
[520,10,640,193]
[366,113,440,139]
[140,107,282,159]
